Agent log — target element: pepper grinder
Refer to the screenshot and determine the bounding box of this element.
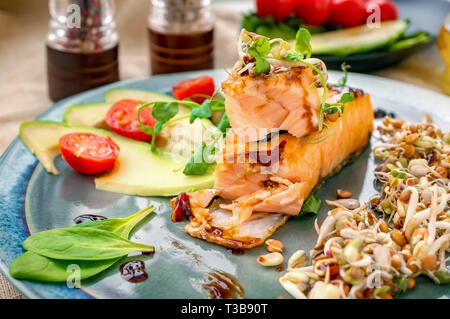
[147,0,215,75]
[47,0,120,101]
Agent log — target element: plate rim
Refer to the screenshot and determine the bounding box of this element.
[0,69,449,299]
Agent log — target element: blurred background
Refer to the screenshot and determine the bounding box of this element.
[0,0,448,298]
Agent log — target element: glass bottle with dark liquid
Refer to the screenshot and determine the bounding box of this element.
[148,0,214,75]
[47,0,120,101]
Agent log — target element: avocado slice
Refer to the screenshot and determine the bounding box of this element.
[304,20,409,56]
[19,121,215,196]
[64,89,179,128]
[104,88,175,104]
[63,102,113,129]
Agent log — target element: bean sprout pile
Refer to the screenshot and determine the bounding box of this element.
[280,116,450,299]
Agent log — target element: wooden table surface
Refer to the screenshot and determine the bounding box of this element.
[0,0,447,299]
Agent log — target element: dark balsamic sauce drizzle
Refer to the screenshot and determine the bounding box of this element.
[73,214,108,224]
[171,192,192,222]
[374,108,396,119]
[202,270,245,299]
[228,248,245,255]
[120,260,148,283]
[328,84,364,97]
[256,130,288,143]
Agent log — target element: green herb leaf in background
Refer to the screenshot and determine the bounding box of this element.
[389,31,431,52]
[299,195,322,215]
[241,13,325,40]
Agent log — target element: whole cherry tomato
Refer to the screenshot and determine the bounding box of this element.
[294,0,331,26]
[329,0,366,28]
[364,0,398,22]
[256,0,295,22]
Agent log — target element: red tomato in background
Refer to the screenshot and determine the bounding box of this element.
[105,99,156,142]
[256,0,295,21]
[172,75,215,103]
[364,0,398,22]
[329,0,366,28]
[294,0,331,26]
[59,133,120,175]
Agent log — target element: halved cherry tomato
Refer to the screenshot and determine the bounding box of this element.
[59,133,120,175]
[105,99,156,141]
[329,0,366,28]
[256,0,295,22]
[294,0,331,26]
[172,75,215,103]
[364,0,398,22]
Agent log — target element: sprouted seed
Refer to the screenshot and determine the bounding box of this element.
[280,116,449,299]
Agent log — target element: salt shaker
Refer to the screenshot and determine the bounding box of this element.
[47,0,120,101]
[148,0,214,75]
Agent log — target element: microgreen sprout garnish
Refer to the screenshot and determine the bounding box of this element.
[217,113,231,134]
[304,123,331,144]
[294,28,312,59]
[183,142,210,176]
[136,95,227,176]
[338,62,350,87]
[183,128,224,176]
[189,100,212,123]
[322,92,355,118]
[138,101,179,152]
[298,194,322,215]
[235,28,358,141]
[137,94,227,153]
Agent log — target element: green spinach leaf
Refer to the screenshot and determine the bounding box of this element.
[23,228,154,260]
[9,251,120,282]
[10,207,154,282]
[74,206,154,238]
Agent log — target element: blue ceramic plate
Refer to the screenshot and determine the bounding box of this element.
[0,70,449,299]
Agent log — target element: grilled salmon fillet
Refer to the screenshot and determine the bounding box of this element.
[222,66,323,142]
[171,89,374,249]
